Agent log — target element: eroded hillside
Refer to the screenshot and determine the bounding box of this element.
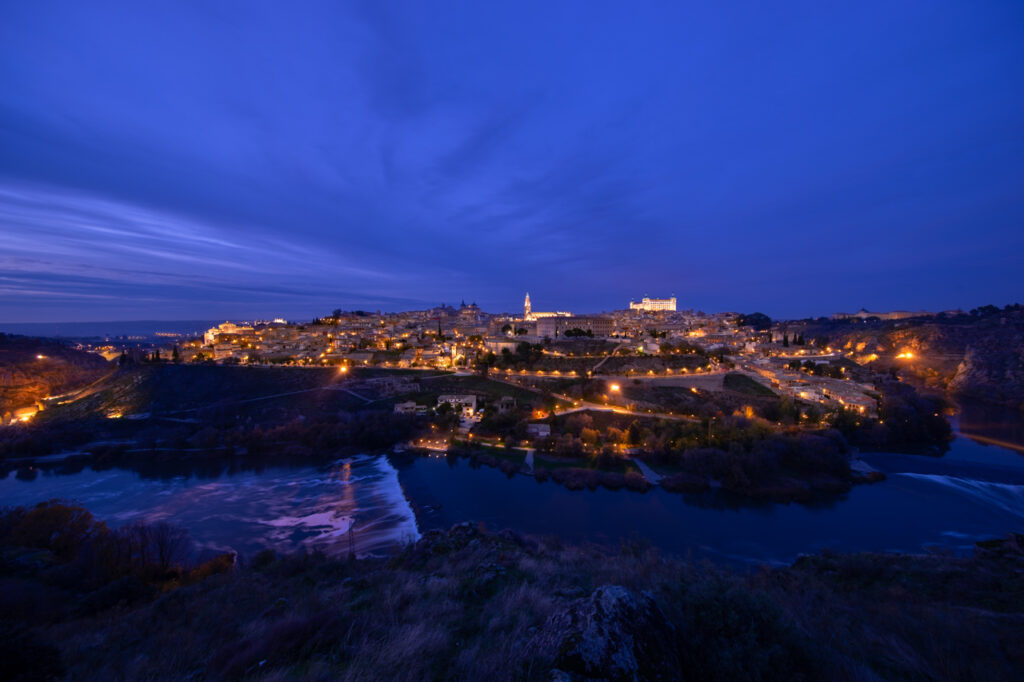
[0,335,111,418]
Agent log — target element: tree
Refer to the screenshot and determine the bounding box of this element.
[626,421,642,446]
[737,312,772,330]
[501,324,513,334]
[171,346,181,363]
[782,334,790,348]
[118,350,128,366]
[580,427,600,446]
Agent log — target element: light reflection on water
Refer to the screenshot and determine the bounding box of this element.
[395,434,1024,566]
[0,455,419,559]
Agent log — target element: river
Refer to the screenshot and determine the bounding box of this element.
[1,413,1021,565]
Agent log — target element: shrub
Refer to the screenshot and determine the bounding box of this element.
[623,472,651,492]
[0,622,65,682]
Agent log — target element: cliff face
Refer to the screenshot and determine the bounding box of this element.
[803,309,1024,405]
[947,338,1024,403]
[0,335,111,416]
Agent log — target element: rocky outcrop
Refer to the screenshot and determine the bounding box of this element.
[540,585,680,681]
[948,342,1024,404]
[803,309,1024,405]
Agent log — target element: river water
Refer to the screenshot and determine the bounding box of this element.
[1,414,1021,565]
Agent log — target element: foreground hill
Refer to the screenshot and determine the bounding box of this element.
[1,503,1021,681]
[0,335,110,418]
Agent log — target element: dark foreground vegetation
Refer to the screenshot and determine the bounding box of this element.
[2,502,1021,681]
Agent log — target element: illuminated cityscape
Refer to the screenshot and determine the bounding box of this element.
[1,2,1022,679]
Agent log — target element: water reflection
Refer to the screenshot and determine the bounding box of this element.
[0,455,419,559]
[2,414,1023,566]
[957,399,1024,453]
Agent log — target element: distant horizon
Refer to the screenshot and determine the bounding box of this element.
[0,290,1007,325]
[1,299,1009,335]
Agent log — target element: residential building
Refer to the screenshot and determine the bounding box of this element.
[536,315,615,338]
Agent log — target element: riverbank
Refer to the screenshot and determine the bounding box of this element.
[423,434,885,503]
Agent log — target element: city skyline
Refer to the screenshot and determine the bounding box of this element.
[2,2,1023,322]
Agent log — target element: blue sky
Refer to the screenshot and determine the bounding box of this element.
[1,1,1022,321]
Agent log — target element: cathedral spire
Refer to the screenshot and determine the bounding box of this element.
[524,292,532,320]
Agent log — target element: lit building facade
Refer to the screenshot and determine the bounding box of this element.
[630,296,677,312]
[204,321,255,346]
[523,292,573,321]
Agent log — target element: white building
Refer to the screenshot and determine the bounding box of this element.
[630,296,677,312]
[437,394,478,416]
[525,423,551,438]
[204,321,255,346]
[394,401,426,415]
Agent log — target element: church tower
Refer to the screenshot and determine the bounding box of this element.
[524,292,532,320]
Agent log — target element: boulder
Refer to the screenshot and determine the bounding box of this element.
[540,584,679,681]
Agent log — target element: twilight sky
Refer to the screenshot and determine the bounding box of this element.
[1,1,1022,322]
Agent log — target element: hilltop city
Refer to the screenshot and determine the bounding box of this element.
[5,293,991,441]
[65,293,946,423]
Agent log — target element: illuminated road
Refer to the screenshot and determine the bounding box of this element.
[590,339,631,374]
[550,395,699,423]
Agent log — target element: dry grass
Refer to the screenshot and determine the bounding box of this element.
[2,507,1022,681]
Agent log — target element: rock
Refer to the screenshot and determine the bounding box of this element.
[975,533,1024,557]
[539,585,679,681]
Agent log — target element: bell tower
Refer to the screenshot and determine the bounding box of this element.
[524,292,532,320]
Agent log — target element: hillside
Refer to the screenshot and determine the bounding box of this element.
[0,334,111,418]
[801,306,1024,406]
